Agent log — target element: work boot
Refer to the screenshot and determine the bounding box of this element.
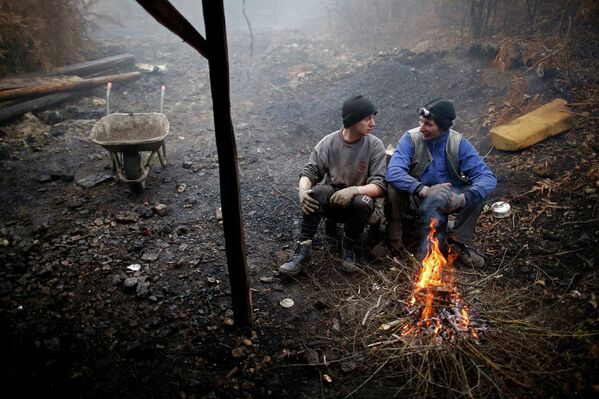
[340,235,359,274]
[279,240,312,277]
[450,241,485,268]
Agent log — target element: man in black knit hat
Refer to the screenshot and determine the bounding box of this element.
[385,99,497,267]
[279,95,387,276]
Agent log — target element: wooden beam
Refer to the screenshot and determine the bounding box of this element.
[3,54,136,80]
[0,92,76,124]
[135,0,209,59]
[202,0,252,327]
[0,72,142,102]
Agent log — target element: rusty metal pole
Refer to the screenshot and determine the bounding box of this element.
[202,0,252,326]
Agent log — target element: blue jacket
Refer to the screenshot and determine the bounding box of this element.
[386,129,497,199]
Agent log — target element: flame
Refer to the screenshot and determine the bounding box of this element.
[402,218,478,340]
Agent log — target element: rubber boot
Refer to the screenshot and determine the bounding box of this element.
[279,240,312,277]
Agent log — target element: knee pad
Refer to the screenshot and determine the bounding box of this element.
[350,195,375,222]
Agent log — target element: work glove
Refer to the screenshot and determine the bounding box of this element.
[299,188,319,214]
[426,185,453,210]
[418,182,452,198]
[330,186,359,208]
[443,192,466,213]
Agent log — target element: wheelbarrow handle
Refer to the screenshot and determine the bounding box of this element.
[160,85,166,114]
[106,82,112,116]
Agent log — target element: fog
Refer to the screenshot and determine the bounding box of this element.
[91,0,326,39]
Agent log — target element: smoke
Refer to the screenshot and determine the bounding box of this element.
[416,187,463,257]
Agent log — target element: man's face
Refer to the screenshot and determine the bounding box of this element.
[419,116,443,140]
[353,115,376,136]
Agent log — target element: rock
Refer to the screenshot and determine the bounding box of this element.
[76,172,113,188]
[66,198,85,210]
[231,347,246,358]
[341,360,358,372]
[280,298,294,308]
[182,160,193,169]
[304,348,319,365]
[206,276,219,285]
[139,208,154,219]
[35,174,53,183]
[467,42,500,60]
[0,280,13,295]
[136,281,149,297]
[152,203,168,216]
[123,277,139,289]
[411,40,433,54]
[37,264,54,277]
[112,274,124,286]
[131,239,144,251]
[43,337,60,353]
[127,264,141,272]
[92,97,106,106]
[215,207,223,223]
[224,317,235,326]
[116,211,139,224]
[259,276,274,284]
[176,183,187,193]
[141,252,159,262]
[0,147,12,161]
[38,110,64,125]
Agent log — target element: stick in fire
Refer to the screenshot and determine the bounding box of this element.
[401,218,480,341]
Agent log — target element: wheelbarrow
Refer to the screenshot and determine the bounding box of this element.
[89,83,169,193]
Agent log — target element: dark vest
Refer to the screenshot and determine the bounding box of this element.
[407,128,470,184]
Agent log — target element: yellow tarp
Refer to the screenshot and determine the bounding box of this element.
[490,98,576,151]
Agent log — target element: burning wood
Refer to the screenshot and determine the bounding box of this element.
[400,218,481,342]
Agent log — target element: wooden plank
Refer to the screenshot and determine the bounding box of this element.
[3,54,136,80]
[0,72,141,102]
[202,0,253,327]
[136,0,209,59]
[0,92,76,124]
[0,75,83,91]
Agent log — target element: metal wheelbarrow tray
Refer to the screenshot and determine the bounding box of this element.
[89,112,169,193]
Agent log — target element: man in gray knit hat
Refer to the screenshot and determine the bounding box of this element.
[279,95,387,276]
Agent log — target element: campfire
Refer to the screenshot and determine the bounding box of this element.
[401,218,480,342]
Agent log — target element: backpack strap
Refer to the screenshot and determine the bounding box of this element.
[407,128,432,179]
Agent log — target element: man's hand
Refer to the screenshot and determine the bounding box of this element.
[330,186,359,207]
[443,193,466,212]
[299,188,319,214]
[418,182,452,198]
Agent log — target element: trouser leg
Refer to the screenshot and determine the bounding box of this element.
[343,194,375,240]
[384,185,410,245]
[448,195,485,244]
[298,184,335,241]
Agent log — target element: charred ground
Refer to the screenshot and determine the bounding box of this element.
[0,12,598,399]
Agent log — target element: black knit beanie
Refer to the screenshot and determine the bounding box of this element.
[423,99,456,131]
[342,95,377,128]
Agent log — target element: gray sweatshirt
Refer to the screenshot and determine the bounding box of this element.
[301,130,387,195]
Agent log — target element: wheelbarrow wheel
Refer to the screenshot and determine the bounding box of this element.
[123,151,145,194]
